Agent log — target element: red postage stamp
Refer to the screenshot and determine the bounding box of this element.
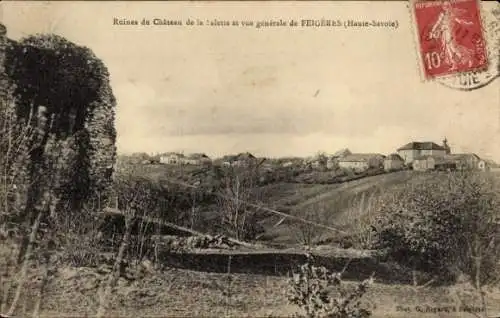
[412,0,488,80]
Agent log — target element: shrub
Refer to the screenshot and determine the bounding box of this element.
[292,202,335,247]
[372,171,500,284]
[287,255,374,318]
[337,191,380,249]
[52,206,106,267]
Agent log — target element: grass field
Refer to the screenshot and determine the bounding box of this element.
[254,171,437,245]
[6,263,500,318]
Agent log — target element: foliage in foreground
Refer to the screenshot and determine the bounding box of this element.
[287,255,374,318]
[372,171,500,286]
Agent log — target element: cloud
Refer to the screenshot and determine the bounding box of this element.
[4,1,498,159]
[133,88,449,139]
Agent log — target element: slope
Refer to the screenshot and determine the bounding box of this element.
[256,171,436,245]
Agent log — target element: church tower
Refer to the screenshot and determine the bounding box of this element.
[443,137,451,154]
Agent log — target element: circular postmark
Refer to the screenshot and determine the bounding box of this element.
[436,7,499,91]
[436,62,498,91]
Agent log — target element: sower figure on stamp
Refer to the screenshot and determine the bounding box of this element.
[429,2,475,71]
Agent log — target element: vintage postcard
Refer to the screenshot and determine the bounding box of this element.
[0,1,499,318]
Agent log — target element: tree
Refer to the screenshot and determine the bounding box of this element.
[0,65,34,220]
[216,166,263,241]
[96,172,163,318]
[292,202,334,247]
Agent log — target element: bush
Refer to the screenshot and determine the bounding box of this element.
[287,254,374,318]
[372,171,500,284]
[336,191,381,249]
[291,201,336,247]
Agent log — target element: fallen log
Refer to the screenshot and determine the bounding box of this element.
[98,207,261,249]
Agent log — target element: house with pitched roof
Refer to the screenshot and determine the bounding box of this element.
[338,153,385,172]
[183,153,212,165]
[326,148,351,169]
[444,153,491,171]
[384,153,405,171]
[159,152,185,165]
[397,138,451,165]
[233,152,258,167]
[413,155,457,171]
[444,153,480,170]
[219,152,258,167]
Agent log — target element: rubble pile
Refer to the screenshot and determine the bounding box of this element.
[152,234,237,252]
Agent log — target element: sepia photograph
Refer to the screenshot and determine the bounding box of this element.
[0,1,499,317]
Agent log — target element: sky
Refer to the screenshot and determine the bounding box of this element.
[1,1,499,160]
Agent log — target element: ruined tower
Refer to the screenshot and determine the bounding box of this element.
[0,23,117,218]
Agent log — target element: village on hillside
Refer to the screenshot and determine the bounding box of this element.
[126,137,497,173]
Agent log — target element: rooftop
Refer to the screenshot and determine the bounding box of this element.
[385,153,404,161]
[161,152,185,158]
[236,152,257,159]
[339,153,385,162]
[397,142,446,151]
[445,153,480,160]
[186,153,210,160]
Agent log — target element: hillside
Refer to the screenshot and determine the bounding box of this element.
[254,171,436,245]
[118,163,432,246]
[113,163,399,233]
[113,162,497,248]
